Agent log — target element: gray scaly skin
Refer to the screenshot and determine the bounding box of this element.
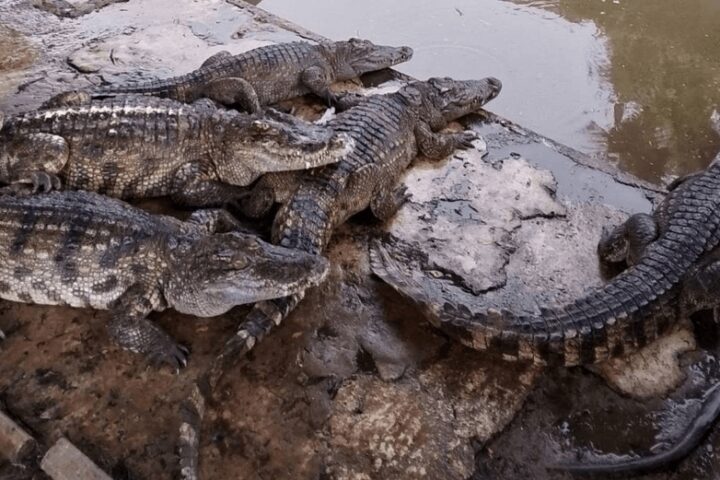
[234,76,503,359]
[545,174,720,475]
[372,151,720,367]
[176,76,503,480]
[0,96,352,206]
[46,40,414,112]
[0,190,328,368]
[523,114,720,475]
[369,152,720,476]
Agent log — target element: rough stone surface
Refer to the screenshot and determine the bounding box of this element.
[596,327,697,400]
[0,1,717,480]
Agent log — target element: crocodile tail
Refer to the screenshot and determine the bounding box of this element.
[176,292,304,480]
[93,67,219,100]
[177,179,335,479]
[94,76,185,98]
[370,232,700,367]
[271,178,341,256]
[178,378,207,480]
[553,382,720,475]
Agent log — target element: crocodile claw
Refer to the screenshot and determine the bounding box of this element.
[455,131,479,150]
[149,342,190,371]
[397,185,412,207]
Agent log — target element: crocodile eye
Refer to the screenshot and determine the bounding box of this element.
[215,250,250,270]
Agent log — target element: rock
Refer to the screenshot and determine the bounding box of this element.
[0,409,36,463]
[596,327,697,399]
[41,437,112,480]
[328,376,475,480]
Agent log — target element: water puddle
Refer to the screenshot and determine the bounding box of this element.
[258,0,720,184]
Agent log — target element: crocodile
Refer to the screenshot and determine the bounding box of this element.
[0,189,328,368]
[0,96,352,206]
[232,76,502,360]
[369,151,720,475]
[542,180,720,475]
[372,151,720,366]
[46,39,414,112]
[176,76,503,480]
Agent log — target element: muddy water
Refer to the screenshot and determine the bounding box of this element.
[259,0,720,184]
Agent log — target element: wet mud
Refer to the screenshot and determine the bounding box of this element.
[0,1,718,479]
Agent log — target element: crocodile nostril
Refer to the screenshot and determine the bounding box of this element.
[486,77,503,96]
[399,47,414,60]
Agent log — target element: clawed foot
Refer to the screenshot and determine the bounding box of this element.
[31,172,62,193]
[147,341,190,371]
[325,91,340,108]
[454,131,479,150]
[395,185,412,208]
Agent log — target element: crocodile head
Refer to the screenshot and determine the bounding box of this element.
[332,38,413,79]
[597,224,630,264]
[222,109,353,184]
[422,76,503,123]
[166,231,329,317]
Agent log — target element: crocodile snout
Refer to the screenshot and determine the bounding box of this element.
[486,77,503,100]
[397,46,414,62]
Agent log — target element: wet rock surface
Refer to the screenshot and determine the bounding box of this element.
[0,1,717,479]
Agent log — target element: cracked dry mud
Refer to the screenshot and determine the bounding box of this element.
[1,0,719,479]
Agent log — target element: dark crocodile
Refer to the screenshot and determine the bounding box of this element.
[372,152,720,367]
[0,190,328,369]
[177,76,502,480]
[0,96,351,206]
[370,152,720,476]
[46,39,414,112]
[543,181,720,476]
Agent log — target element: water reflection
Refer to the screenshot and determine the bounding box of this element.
[513,0,720,181]
[258,0,720,183]
[259,0,614,160]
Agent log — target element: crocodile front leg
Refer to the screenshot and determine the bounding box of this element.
[234,187,277,219]
[1,133,69,192]
[170,162,250,207]
[184,209,253,235]
[414,122,478,159]
[300,66,337,106]
[200,77,262,113]
[371,183,411,220]
[107,285,189,369]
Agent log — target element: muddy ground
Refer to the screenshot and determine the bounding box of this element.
[0,1,718,479]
